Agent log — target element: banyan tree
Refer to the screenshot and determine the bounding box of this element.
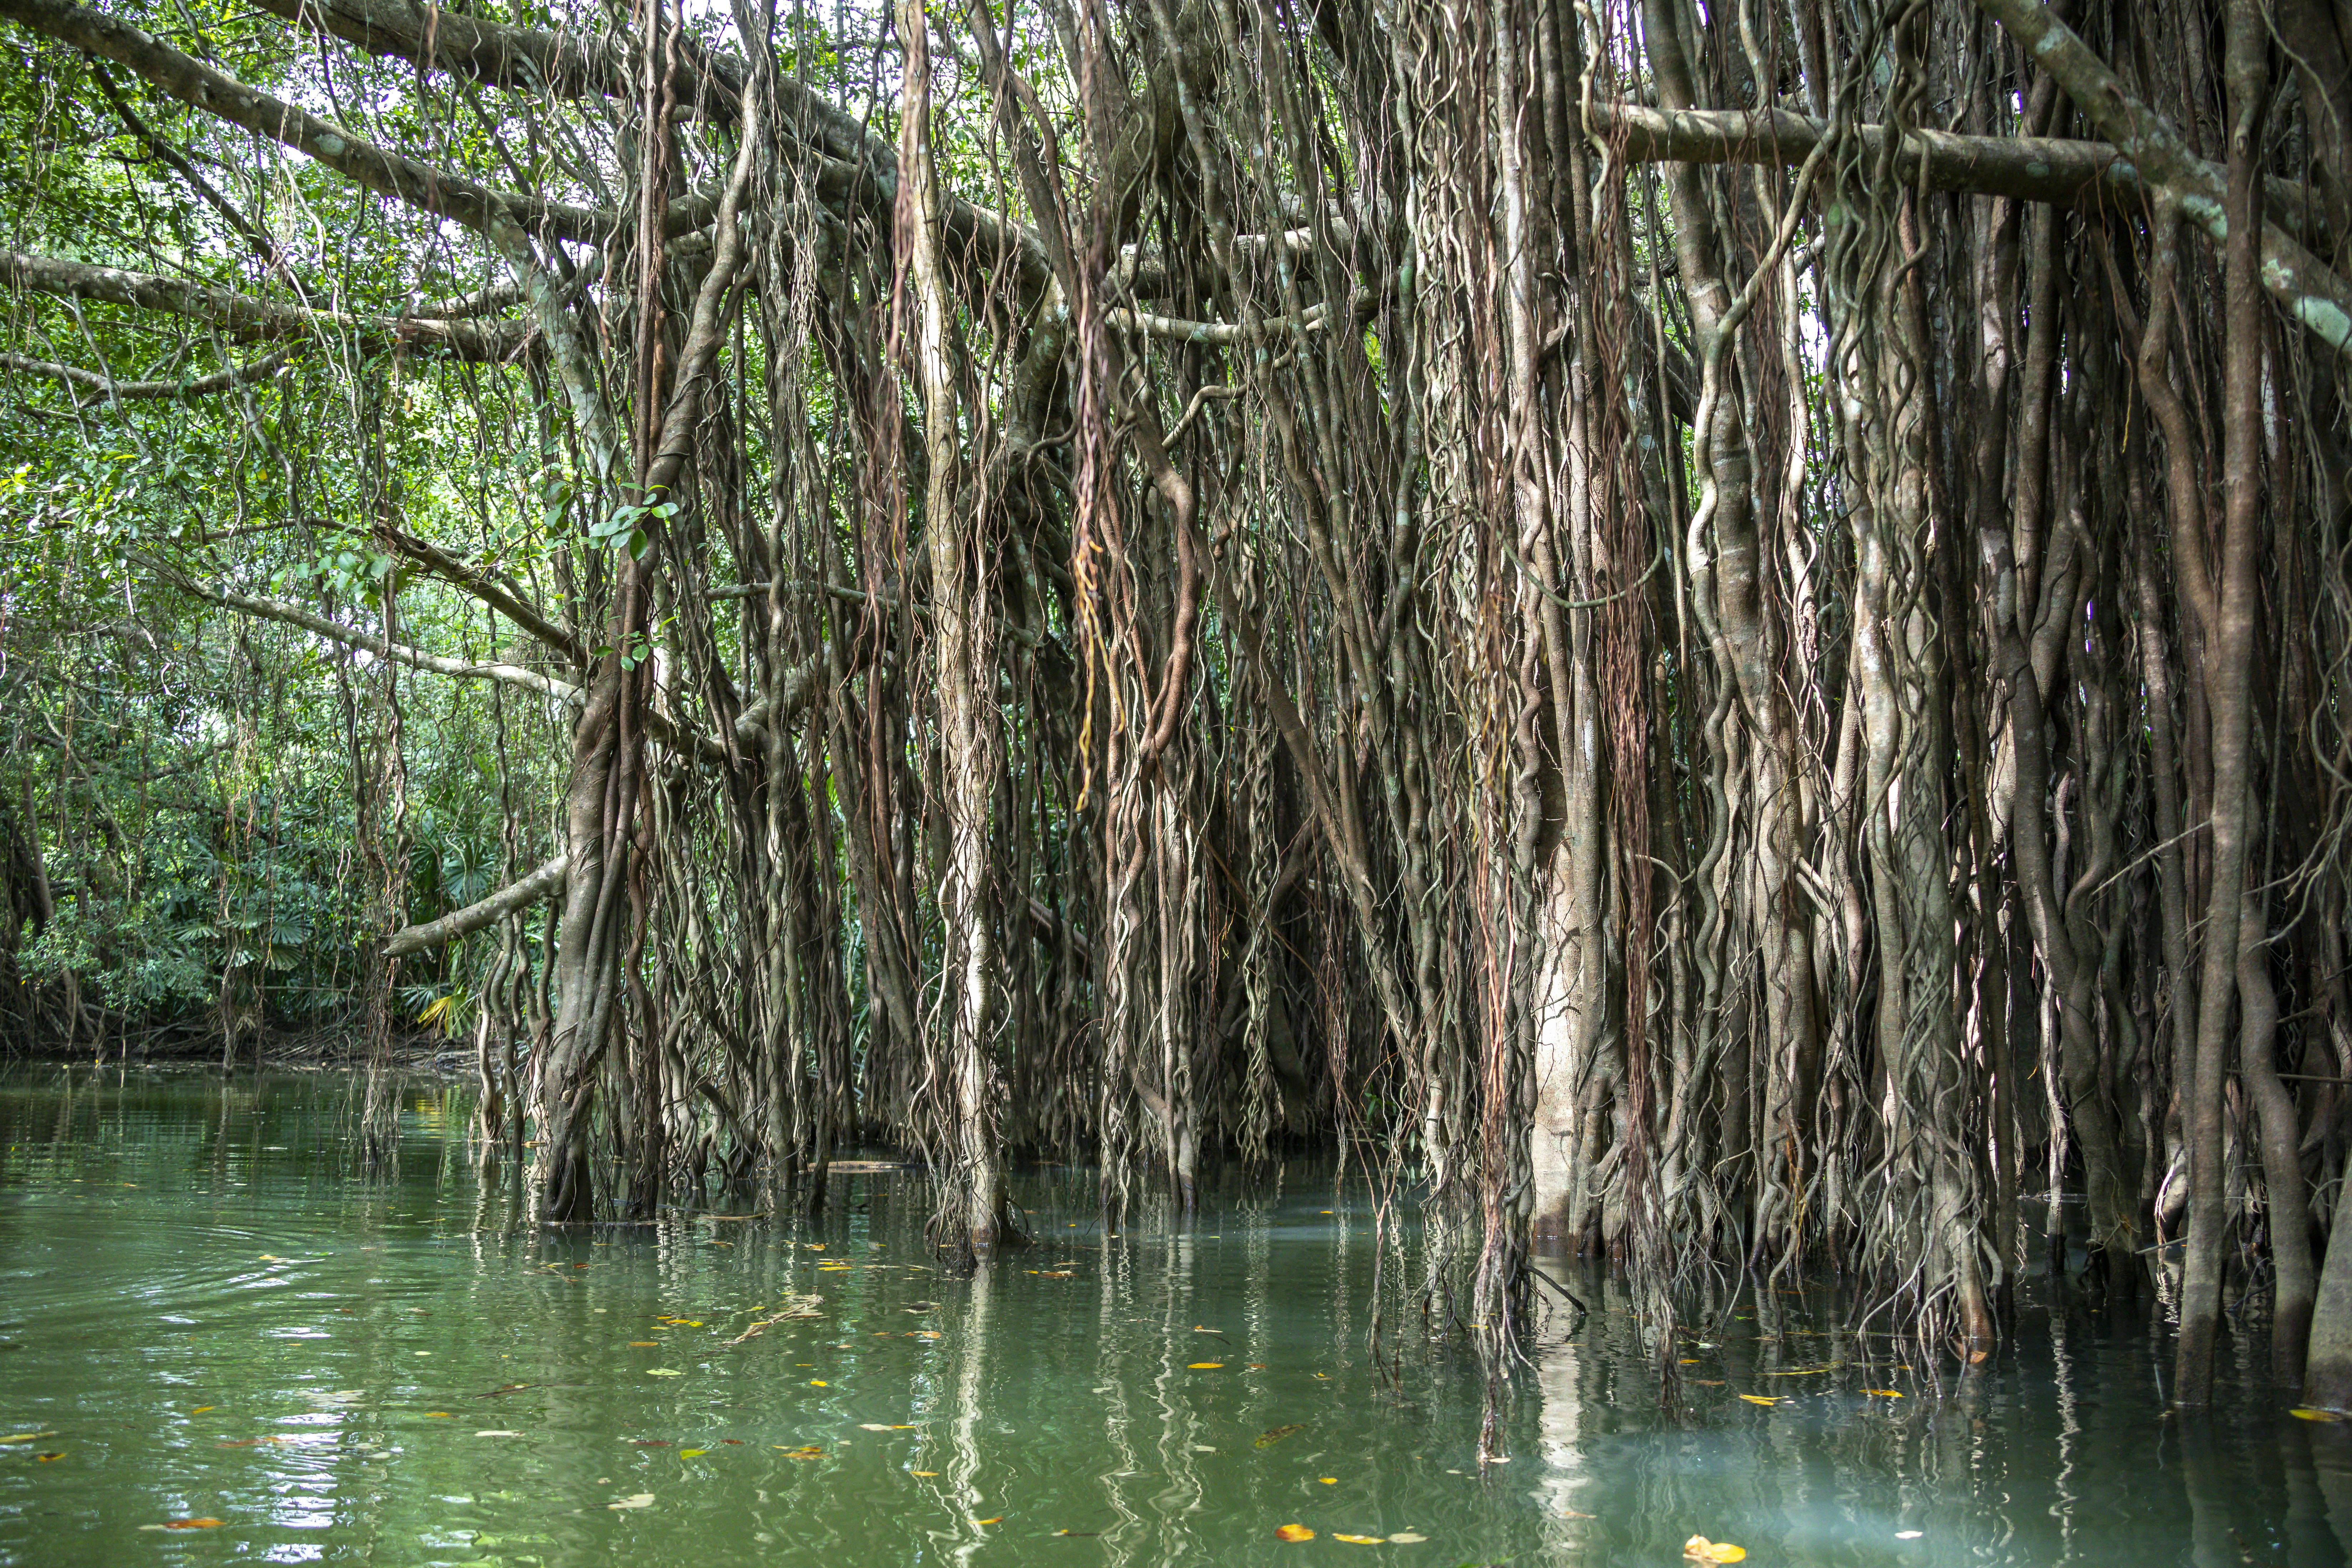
[4,0,2351,1409]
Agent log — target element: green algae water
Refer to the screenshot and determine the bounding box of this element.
[0,1064,2345,1567]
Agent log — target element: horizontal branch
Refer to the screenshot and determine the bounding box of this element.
[1592,103,2317,237]
[0,345,295,402]
[0,0,659,245]
[1106,287,1378,345]
[168,574,586,705]
[1,249,526,359]
[384,851,568,958]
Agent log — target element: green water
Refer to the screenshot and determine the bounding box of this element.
[0,1065,2344,1567]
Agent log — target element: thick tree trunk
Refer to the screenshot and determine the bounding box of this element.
[897,0,1008,1252]
[2176,0,2271,1406]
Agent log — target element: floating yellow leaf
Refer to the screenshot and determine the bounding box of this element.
[34,1452,64,1462]
[857,1423,896,1432]
[973,1517,1003,1526]
[1683,1537,1747,1563]
[425,1412,451,1418]
[2292,1406,2350,1422]
[1333,1534,1387,1544]
[1864,1389,1904,1398]
[1188,1363,1225,1370]
[0,1433,57,1444]
[629,1341,660,1348]
[810,1380,830,1387]
[190,1407,213,1415]
[1737,1395,1777,1407]
[608,1493,655,1510]
[1275,1524,1316,1542]
[1319,1477,1338,1485]
[777,1445,825,1460]
[1388,1533,1429,1543]
[138,1519,226,1531]
[646,1369,683,1376]
[678,1448,708,1458]
[911,1469,939,1476]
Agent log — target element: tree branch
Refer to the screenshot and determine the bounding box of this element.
[0,345,295,402]
[1591,101,2322,241]
[0,0,676,245]
[1,249,526,359]
[1968,0,2352,359]
[370,525,587,667]
[165,573,586,706]
[250,0,1049,300]
[384,851,568,957]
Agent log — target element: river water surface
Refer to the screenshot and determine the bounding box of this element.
[0,1064,2343,1566]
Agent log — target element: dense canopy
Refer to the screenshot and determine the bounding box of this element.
[3,0,2350,1409]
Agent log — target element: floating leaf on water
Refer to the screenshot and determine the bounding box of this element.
[1188,1363,1225,1370]
[2292,1406,2350,1422]
[678,1449,708,1458]
[189,1408,213,1415]
[910,1469,939,1477]
[1864,1389,1904,1398]
[1319,1477,1338,1484]
[810,1380,830,1387]
[1736,1395,1777,1407]
[629,1341,661,1348]
[778,1446,824,1460]
[1895,1530,1923,1539]
[857,1424,896,1432]
[1255,1424,1306,1448]
[1682,1537,1747,1563]
[138,1519,226,1531]
[1332,1534,1386,1545]
[1052,1529,1102,1538]
[1387,1532,1429,1543]
[474,1431,521,1438]
[0,1433,58,1444]
[645,1369,683,1377]
[607,1494,655,1510]
[972,1517,1003,1526]
[34,1452,64,1462]
[1274,1524,1316,1542]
